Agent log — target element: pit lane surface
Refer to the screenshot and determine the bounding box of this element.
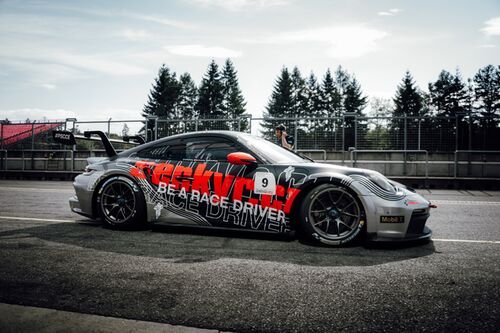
[0,180,499,332]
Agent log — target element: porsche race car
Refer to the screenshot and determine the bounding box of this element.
[55,130,433,246]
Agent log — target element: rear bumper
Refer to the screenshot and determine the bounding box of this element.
[69,195,93,218]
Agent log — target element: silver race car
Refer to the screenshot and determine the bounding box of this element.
[54,130,433,246]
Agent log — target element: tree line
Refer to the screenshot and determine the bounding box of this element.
[142,59,247,138]
[142,60,500,151]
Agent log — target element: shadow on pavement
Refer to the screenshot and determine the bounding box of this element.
[0,220,435,267]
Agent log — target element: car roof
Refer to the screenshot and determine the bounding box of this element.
[118,130,250,157]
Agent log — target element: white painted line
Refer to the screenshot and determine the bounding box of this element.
[433,238,500,244]
[0,216,74,223]
[431,200,500,206]
[0,186,73,193]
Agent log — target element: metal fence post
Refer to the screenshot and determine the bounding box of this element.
[195,119,198,132]
[342,115,345,152]
[154,117,158,140]
[31,122,35,169]
[107,118,112,137]
[294,118,298,152]
[354,116,358,149]
[455,116,459,151]
[403,115,407,151]
[418,118,421,151]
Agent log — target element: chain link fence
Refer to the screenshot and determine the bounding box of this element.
[1,115,499,152]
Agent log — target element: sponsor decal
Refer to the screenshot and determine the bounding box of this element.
[129,160,302,232]
[380,215,405,223]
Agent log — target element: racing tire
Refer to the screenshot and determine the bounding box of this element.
[299,183,365,246]
[97,176,146,229]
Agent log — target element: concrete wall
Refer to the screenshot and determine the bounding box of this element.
[2,151,500,178]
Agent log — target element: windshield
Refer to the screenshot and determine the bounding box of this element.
[238,133,310,164]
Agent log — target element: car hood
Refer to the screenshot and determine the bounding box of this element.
[292,161,377,178]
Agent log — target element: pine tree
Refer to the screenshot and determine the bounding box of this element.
[291,66,308,120]
[261,67,294,140]
[142,64,181,139]
[321,68,342,118]
[178,73,198,132]
[428,69,468,150]
[320,68,343,150]
[196,60,225,129]
[391,71,424,149]
[428,69,468,117]
[342,75,367,149]
[304,72,322,147]
[474,65,500,123]
[221,59,247,131]
[473,64,500,149]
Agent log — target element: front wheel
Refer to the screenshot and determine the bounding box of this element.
[299,183,365,246]
[97,176,146,228]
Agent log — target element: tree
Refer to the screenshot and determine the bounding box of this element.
[304,72,323,148]
[391,71,424,149]
[121,123,130,137]
[221,59,247,131]
[261,67,294,140]
[342,75,367,149]
[196,60,225,130]
[369,97,393,149]
[142,64,181,139]
[473,64,500,149]
[320,68,342,118]
[178,73,198,132]
[428,69,468,150]
[320,68,343,150]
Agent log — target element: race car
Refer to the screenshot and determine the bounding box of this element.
[54,130,433,245]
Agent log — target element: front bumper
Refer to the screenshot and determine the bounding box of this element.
[360,191,433,243]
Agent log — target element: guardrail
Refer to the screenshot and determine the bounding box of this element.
[350,149,429,178]
[5,150,74,172]
[454,150,500,178]
[296,149,327,161]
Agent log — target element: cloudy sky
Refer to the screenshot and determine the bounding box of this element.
[1,0,499,127]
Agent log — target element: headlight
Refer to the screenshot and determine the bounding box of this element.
[368,173,395,193]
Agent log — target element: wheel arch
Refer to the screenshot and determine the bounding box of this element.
[91,171,144,218]
[289,173,366,231]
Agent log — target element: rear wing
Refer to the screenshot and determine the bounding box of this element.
[52,130,144,158]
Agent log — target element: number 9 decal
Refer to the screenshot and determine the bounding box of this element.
[253,172,276,195]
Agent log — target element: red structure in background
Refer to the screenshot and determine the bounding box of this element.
[0,123,62,146]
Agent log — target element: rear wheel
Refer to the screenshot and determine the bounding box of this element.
[299,183,365,246]
[97,176,145,228]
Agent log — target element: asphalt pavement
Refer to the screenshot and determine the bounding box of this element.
[0,180,499,332]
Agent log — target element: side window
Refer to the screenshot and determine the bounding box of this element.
[184,137,244,162]
[136,140,186,160]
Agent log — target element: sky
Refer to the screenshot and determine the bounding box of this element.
[1,0,499,131]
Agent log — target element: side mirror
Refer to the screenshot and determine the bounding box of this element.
[227,152,257,165]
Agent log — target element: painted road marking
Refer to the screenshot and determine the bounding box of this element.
[0,186,73,193]
[432,238,500,244]
[431,200,500,206]
[0,216,74,223]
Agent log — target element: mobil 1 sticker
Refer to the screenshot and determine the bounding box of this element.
[253,172,276,195]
